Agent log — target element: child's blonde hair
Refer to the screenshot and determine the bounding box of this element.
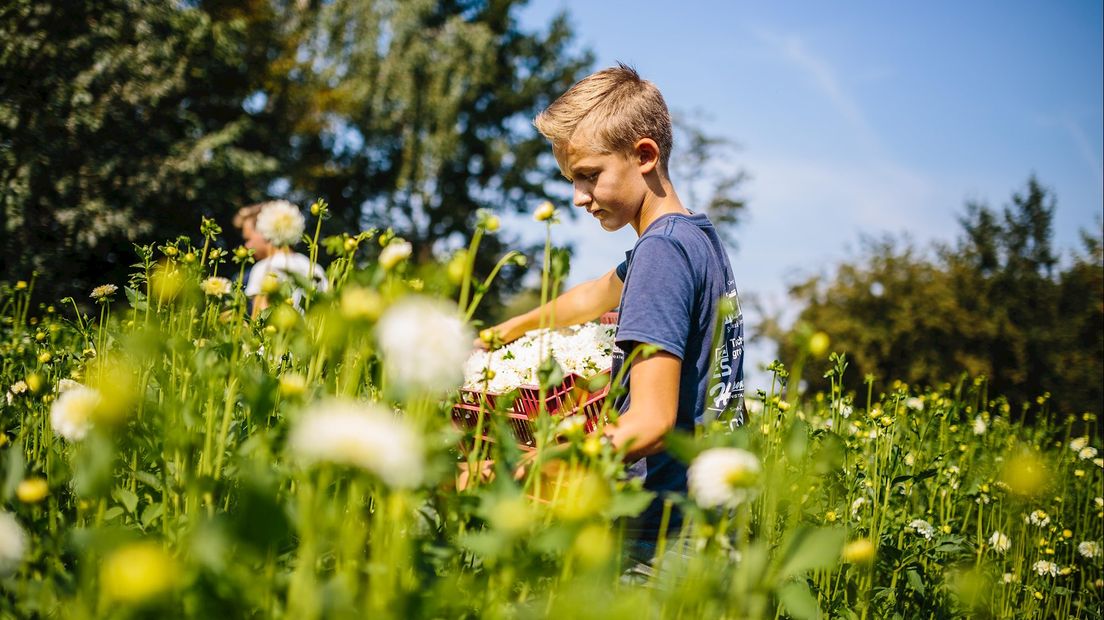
[534,63,673,175]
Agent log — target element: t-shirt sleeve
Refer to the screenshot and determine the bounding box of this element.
[615,236,695,360]
[244,261,268,296]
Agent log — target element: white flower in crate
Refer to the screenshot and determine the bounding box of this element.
[377,296,472,397]
[461,323,615,393]
[255,200,305,247]
[688,447,761,509]
[50,384,100,441]
[289,399,424,488]
[0,511,27,576]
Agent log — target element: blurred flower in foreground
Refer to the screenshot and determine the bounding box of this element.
[201,276,232,297]
[255,200,305,247]
[688,447,761,509]
[1079,541,1100,559]
[0,511,27,576]
[376,297,472,397]
[289,400,424,488]
[807,331,829,357]
[841,538,875,564]
[49,384,100,441]
[989,531,1011,554]
[100,542,179,603]
[999,450,1048,497]
[16,478,48,503]
[379,239,413,271]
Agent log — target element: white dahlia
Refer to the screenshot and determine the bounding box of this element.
[288,399,424,488]
[201,276,232,297]
[988,531,1011,554]
[1078,541,1100,559]
[378,239,413,271]
[255,200,305,247]
[376,296,472,397]
[0,511,27,576]
[1032,560,1058,577]
[908,519,935,540]
[687,447,761,509]
[50,385,100,441]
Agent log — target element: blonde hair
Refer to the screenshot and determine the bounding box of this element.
[534,63,673,174]
[233,202,268,229]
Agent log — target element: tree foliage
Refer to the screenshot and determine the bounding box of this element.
[0,0,591,305]
[768,177,1103,416]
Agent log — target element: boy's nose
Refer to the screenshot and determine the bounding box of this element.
[573,186,592,207]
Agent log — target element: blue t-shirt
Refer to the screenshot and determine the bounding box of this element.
[612,212,745,538]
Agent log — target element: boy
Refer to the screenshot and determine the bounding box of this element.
[484,64,745,547]
[233,201,327,318]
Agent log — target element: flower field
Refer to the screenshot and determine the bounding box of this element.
[0,209,1100,619]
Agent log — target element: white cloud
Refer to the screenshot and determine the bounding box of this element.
[753,29,882,155]
[1062,118,1104,193]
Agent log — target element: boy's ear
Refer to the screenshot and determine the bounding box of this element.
[634,138,660,175]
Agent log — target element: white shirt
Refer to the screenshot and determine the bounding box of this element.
[245,251,328,307]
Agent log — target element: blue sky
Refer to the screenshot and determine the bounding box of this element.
[506,1,1103,377]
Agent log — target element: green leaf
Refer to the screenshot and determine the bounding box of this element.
[2,441,26,502]
[134,471,163,492]
[906,568,925,595]
[776,526,847,580]
[662,429,703,465]
[777,580,821,620]
[140,502,164,528]
[113,487,139,514]
[605,489,655,519]
[537,355,564,391]
[124,286,148,311]
[103,506,125,522]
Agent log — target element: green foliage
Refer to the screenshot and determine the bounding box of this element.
[0,0,592,309]
[768,177,1103,416]
[0,220,1100,618]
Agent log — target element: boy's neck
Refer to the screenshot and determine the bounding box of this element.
[633,178,688,236]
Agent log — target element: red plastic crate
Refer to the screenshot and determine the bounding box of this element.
[452,370,613,451]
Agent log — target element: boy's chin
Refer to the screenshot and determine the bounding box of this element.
[597,217,626,232]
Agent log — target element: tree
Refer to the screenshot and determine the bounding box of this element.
[1,0,289,302]
[1,0,592,308]
[769,177,1103,416]
[670,111,748,250]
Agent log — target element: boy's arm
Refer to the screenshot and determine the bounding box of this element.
[602,350,681,461]
[480,267,622,345]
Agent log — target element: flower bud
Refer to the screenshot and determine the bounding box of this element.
[534,201,556,222]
